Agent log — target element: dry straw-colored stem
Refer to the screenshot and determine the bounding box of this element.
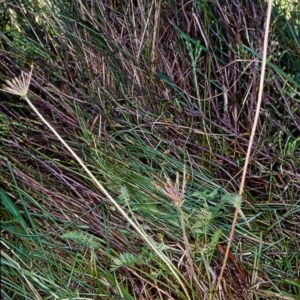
[1,68,191,300]
[215,0,274,294]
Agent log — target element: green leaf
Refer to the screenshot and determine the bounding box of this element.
[0,189,28,233]
[243,45,300,89]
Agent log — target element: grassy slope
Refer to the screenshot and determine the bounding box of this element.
[0,0,299,299]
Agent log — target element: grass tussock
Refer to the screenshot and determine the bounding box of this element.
[0,0,299,299]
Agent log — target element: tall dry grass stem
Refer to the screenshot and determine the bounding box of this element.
[215,0,274,294]
[0,68,192,300]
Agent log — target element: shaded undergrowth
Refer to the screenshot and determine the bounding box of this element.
[0,0,299,299]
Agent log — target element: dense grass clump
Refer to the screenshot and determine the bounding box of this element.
[0,0,299,299]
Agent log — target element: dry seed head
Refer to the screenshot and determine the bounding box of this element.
[155,167,188,208]
[0,65,33,98]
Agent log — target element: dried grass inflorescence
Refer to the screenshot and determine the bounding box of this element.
[0,65,33,98]
[155,167,188,208]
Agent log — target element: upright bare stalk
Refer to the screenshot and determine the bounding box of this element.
[215,0,274,293]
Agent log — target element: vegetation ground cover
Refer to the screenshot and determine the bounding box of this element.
[0,0,299,299]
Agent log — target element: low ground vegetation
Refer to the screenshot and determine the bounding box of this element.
[0,0,299,299]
